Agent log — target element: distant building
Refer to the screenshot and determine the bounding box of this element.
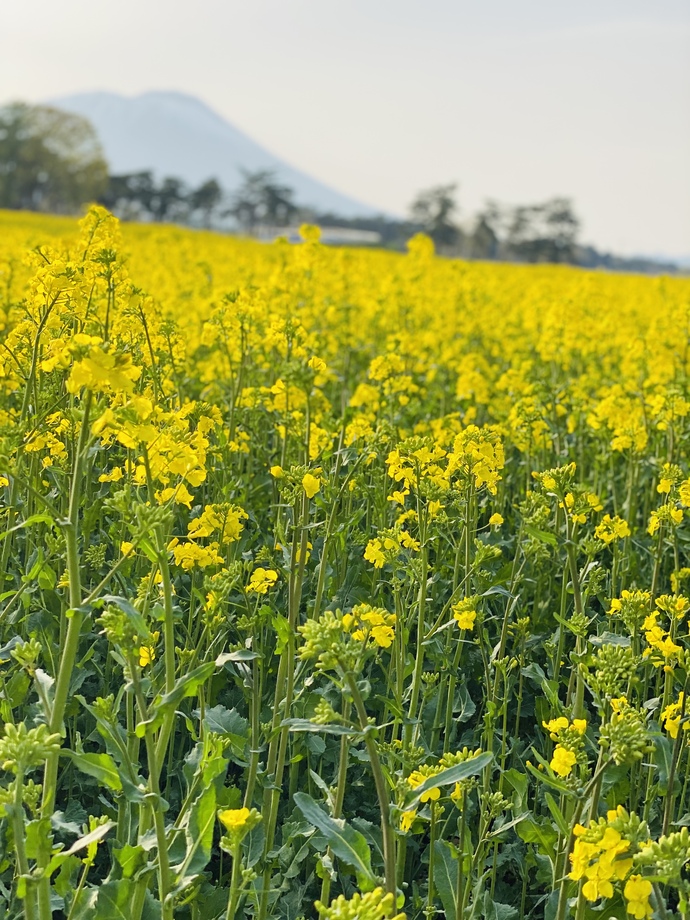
[256,225,382,246]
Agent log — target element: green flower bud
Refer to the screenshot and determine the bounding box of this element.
[0,723,62,773]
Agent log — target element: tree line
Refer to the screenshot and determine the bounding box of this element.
[0,101,678,272]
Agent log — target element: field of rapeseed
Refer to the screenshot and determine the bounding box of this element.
[1,207,690,920]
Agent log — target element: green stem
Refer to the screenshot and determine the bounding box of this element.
[12,765,38,920]
[455,793,467,920]
[225,843,243,920]
[346,672,397,901]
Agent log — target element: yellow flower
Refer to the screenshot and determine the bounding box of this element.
[595,514,631,545]
[139,631,160,668]
[454,609,476,631]
[99,467,123,483]
[489,513,503,526]
[308,356,327,372]
[542,716,569,735]
[623,875,653,919]
[270,465,284,478]
[550,745,577,777]
[452,597,478,631]
[247,567,279,594]
[364,538,385,568]
[408,770,441,802]
[572,719,587,735]
[218,807,251,832]
[400,810,417,832]
[157,483,195,509]
[302,473,321,498]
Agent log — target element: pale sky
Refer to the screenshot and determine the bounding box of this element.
[2,0,690,257]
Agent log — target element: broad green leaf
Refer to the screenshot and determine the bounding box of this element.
[92,879,134,920]
[516,816,558,861]
[293,792,375,891]
[65,751,123,792]
[523,523,557,547]
[114,844,146,880]
[433,839,458,919]
[201,704,249,737]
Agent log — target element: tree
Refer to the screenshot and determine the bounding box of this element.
[505,197,580,263]
[100,171,157,220]
[409,183,460,251]
[226,169,297,232]
[0,102,108,212]
[190,178,223,228]
[149,176,188,223]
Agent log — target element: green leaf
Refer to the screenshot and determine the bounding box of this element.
[545,792,570,838]
[433,840,458,919]
[64,820,115,856]
[526,756,574,796]
[92,879,134,919]
[293,792,375,891]
[65,751,123,792]
[102,595,149,638]
[0,513,53,543]
[114,844,146,880]
[215,649,260,665]
[201,704,249,737]
[516,816,558,861]
[405,752,493,809]
[502,768,528,813]
[272,614,290,655]
[136,662,216,737]
[482,891,518,920]
[523,523,557,547]
[282,718,361,737]
[171,783,217,882]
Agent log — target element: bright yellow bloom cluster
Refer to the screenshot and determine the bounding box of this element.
[342,603,396,648]
[246,567,279,594]
[661,692,689,740]
[570,820,632,901]
[542,717,587,777]
[452,596,478,631]
[595,514,631,545]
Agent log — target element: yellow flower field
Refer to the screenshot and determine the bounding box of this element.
[1,206,690,919]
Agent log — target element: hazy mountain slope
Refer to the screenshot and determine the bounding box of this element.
[51,90,378,217]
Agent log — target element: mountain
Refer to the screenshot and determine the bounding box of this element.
[50,90,378,218]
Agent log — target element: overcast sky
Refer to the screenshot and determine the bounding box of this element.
[3,0,690,257]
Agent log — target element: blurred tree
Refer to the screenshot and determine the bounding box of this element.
[468,203,503,260]
[409,183,460,251]
[0,102,108,212]
[505,198,580,263]
[149,176,188,223]
[227,169,297,232]
[100,171,156,219]
[190,177,223,228]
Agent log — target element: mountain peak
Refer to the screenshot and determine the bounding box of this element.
[50,90,378,218]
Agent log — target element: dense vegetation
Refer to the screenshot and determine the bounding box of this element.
[0,208,689,920]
